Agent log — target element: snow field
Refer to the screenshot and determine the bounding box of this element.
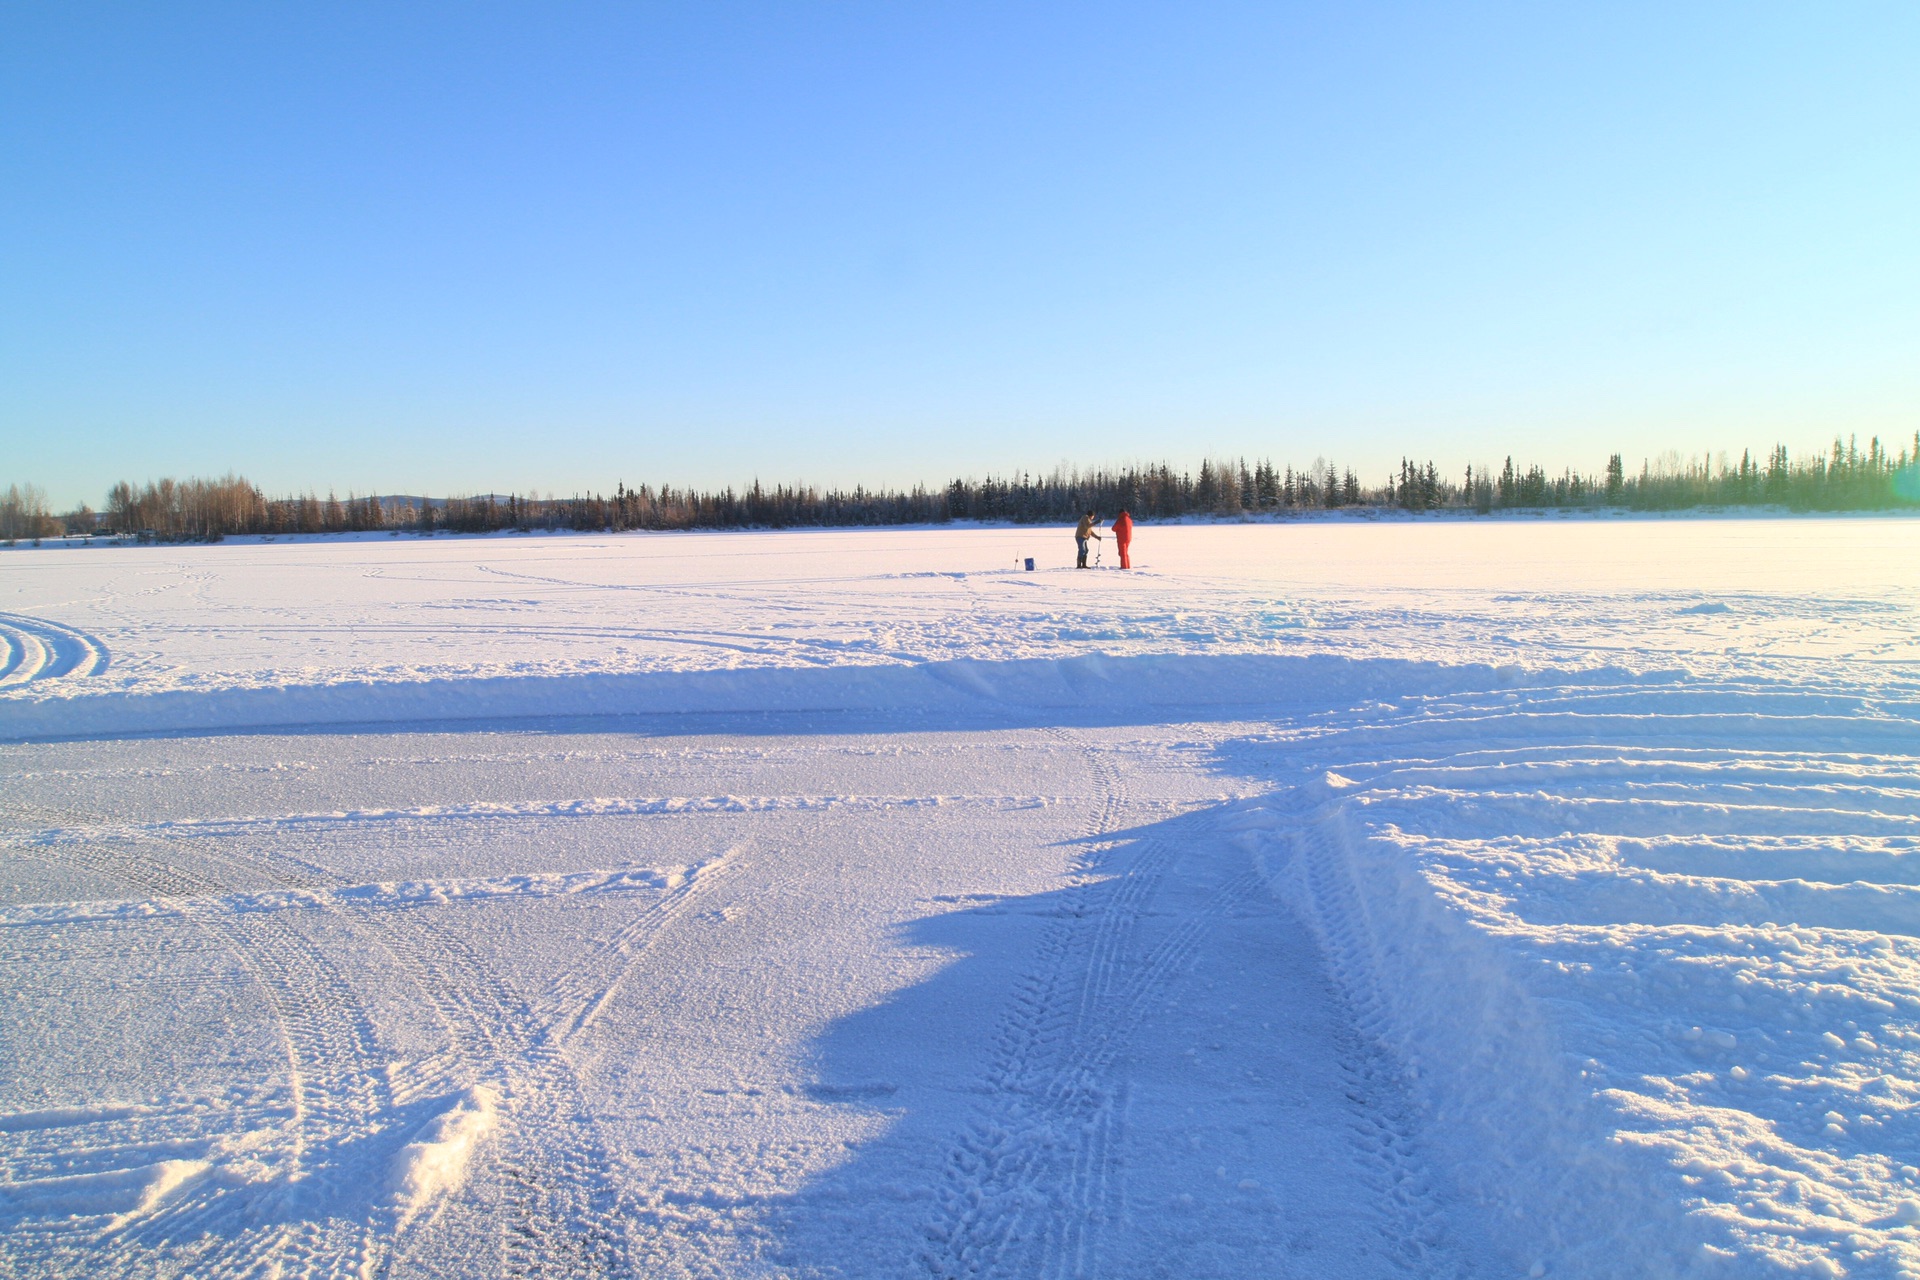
[2,520,1918,1277]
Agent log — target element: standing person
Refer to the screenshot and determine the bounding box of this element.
[1111,509,1133,569]
[1074,510,1102,568]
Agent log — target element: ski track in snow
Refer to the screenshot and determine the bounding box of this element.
[3,521,1919,1278]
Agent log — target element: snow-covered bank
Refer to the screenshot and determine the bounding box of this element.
[1254,682,1920,1277]
[8,505,1912,560]
[3,522,1918,1277]
[0,651,1581,741]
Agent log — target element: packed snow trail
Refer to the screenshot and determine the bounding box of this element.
[3,520,1919,1277]
[0,718,1470,1278]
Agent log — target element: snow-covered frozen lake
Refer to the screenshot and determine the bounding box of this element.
[3,518,1919,1278]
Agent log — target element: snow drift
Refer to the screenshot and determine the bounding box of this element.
[389,1086,500,1226]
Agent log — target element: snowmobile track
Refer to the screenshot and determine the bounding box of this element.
[0,611,109,688]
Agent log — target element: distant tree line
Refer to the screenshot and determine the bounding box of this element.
[6,433,1917,544]
[0,484,58,542]
[95,476,395,541]
[1439,437,1920,515]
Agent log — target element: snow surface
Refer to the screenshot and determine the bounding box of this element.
[2,519,1918,1278]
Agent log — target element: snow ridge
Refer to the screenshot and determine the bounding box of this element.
[1266,677,1920,1278]
[1273,778,1695,1277]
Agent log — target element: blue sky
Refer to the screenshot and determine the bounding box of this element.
[4,2,1916,508]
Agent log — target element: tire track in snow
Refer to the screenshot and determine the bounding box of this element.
[363,850,735,1278]
[0,611,109,688]
[1280,813,1476,1277]
[2,839,389,1280]
[918,731,1255,1280]
[5,777,739,1273]
[359,912,630,1280]
[534,853,739,1048]
[11,833,731,1277]
[3,794,1046,853]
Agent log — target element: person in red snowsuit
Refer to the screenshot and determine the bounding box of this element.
[1111,509,1134,569]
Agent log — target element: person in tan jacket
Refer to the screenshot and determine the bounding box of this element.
[1074,510,1102,568]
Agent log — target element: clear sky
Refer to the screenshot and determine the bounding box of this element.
[4,2,1916,509]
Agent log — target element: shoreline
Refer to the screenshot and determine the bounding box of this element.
[7,502,1919,549]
